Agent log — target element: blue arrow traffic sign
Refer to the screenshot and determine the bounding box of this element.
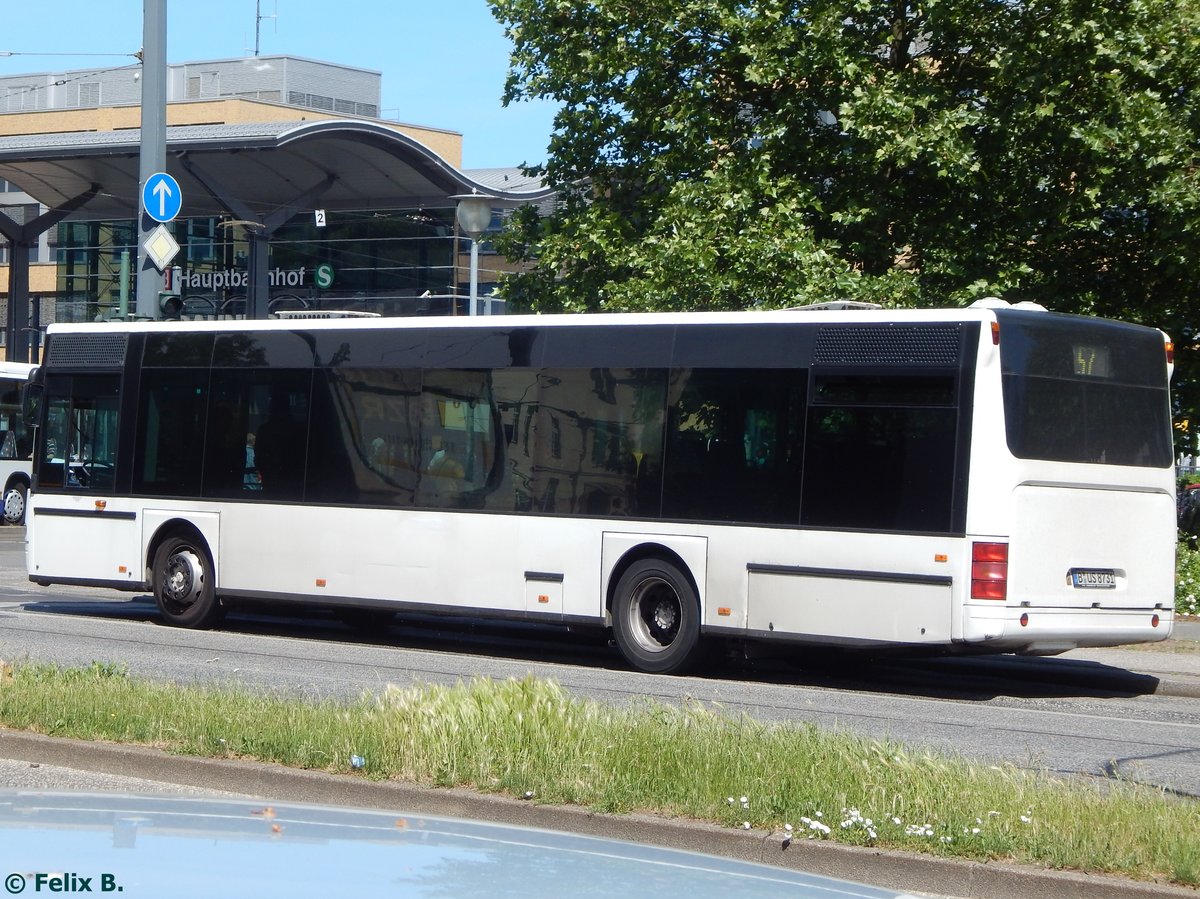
[142,171,183,223]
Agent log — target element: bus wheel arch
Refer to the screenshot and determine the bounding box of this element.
[148,523,223,629]
[608,546,706,674]
[1,476,29,526]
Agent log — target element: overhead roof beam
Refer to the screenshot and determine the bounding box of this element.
[180,153,337,318]
[1,184,100,362]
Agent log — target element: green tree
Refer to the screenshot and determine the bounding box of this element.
[490,0,1200,440]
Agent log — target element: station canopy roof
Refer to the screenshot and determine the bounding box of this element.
[0,119,552,222]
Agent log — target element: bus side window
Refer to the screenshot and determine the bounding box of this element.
[37,376,121,492]
[135,370,207,497]
[245,375,311,502]
[663,368,804,525]
[801,375,957,532]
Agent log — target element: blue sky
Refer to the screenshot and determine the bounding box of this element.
[0,0,557,170]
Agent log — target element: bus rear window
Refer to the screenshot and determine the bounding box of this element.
[997,311,1171,467]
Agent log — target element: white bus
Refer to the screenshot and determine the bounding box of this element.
[23,300,1176,673]
[0,361,36,526]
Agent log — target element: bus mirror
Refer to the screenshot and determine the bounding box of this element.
[20,381,43,430]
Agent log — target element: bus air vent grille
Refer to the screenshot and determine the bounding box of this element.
[47,333,129,368]
[813,325,961,366]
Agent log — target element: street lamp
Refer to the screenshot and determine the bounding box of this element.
[453,193,495,316]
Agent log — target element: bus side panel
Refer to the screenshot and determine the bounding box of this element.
[706,527,963,645]
[28,498,141,587]
[746,569,952,644]
[215,505,597,617]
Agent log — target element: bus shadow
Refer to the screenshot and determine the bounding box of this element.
[205,613,1174,701]
[730,650,1164,700]
[17,596,1163,700]
[21,596,159,622]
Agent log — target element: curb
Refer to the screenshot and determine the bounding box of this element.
[1155,676,1200,699]
[0,730,1195,899]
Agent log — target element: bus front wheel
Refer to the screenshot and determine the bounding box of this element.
[611,558,705,674]
[153,535,222,629]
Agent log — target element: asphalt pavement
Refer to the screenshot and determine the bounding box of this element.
[1055,617,1200,698]
[1,620,1197,899]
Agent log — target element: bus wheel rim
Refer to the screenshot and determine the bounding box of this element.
[2,489,23,522]
[629,576,680,652]
[164,549,205,605]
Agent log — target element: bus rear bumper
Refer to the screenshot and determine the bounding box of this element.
[963,605,1174,653]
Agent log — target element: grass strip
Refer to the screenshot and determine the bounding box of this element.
[0,660,1196,886]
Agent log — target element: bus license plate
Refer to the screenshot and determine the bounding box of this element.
[1070,569,1116,589]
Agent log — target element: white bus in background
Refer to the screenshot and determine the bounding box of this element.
[21,300,1176,673]
[0,361,35,525]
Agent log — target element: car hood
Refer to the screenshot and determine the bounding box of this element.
[0,792,920,898]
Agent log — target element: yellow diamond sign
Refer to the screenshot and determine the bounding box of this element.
[143,224,180,271]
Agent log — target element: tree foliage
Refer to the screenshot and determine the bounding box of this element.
[489,0,1200,439]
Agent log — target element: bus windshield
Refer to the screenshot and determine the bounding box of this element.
[997,310,1172,467]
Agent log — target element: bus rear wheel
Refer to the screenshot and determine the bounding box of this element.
[153,535,222,629]
[612,558,705,674]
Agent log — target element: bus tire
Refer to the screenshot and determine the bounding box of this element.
[611,557,705,674]
[153,535,222,629]
[2,482,27,526]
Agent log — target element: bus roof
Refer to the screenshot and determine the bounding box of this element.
[43,299,1126,337]
[0,361,36,379]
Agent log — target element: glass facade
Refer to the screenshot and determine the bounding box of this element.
[54,206,477,323]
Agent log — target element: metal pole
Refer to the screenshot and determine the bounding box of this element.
[136,0,167,319]
[468,238,479,316]
[119,250,130,318]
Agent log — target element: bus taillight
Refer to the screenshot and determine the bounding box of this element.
[971,542,1008,600]
[1165,340,1175,364]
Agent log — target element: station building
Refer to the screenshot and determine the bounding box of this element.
[0,56,552,360]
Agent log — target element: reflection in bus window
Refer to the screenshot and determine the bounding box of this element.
[529,368,666,518]
[417,370,497,507]
[307,368,421,506]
